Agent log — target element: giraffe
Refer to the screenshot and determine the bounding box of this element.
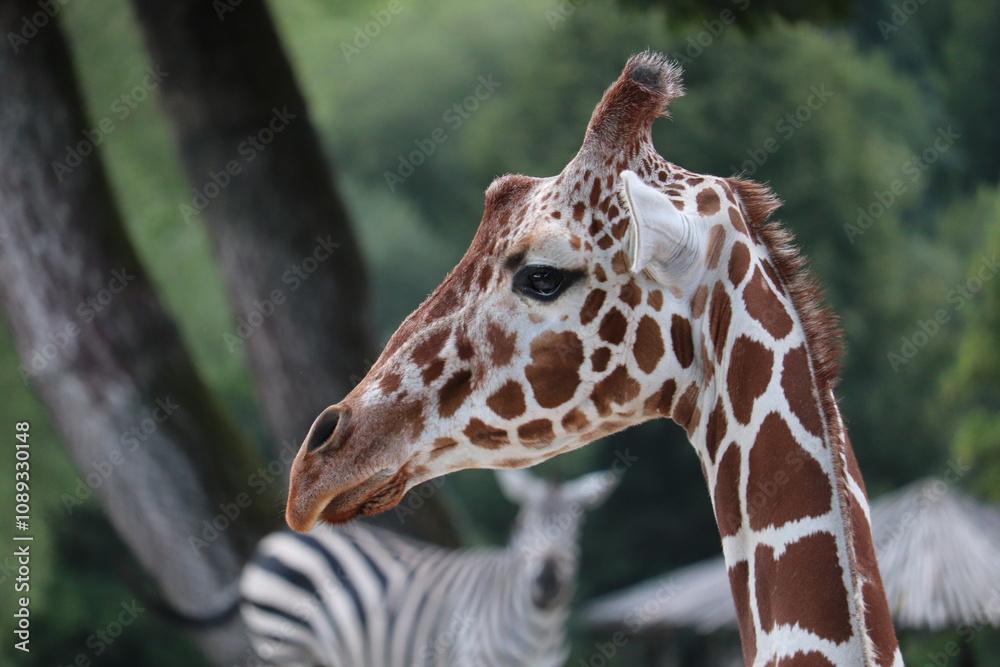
[285,52,903,666]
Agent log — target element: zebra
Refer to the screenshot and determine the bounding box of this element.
[239,469,619,666]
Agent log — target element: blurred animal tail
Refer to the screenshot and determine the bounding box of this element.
[119,561,241,629]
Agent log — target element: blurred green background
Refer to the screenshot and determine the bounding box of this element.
[1,0,999,664]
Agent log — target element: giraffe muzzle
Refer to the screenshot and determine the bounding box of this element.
[286,404,418,531]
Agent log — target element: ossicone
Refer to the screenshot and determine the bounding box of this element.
[578,51,684,159]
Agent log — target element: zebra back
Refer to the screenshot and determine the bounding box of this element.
[240,469,619,666]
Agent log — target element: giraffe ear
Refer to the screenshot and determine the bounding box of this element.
[495,469,545,505]
[619,170,701,285]
[562,470,620,509]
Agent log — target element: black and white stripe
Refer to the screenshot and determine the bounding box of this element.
[240,470,618,666]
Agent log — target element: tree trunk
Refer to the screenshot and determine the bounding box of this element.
[0,4,277,663]
[127,0,459,546]
[128,0,373,456]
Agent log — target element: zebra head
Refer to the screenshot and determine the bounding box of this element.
[496,468,619,610]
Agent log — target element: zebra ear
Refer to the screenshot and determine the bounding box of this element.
[562,471,619,509]
[619,170,701,286]
[495,469,545,505]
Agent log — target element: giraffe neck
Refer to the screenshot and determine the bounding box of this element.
[675,218,898,665]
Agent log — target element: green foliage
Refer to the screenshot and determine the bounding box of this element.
[619,0,857,32]
[941,0,1000,185]
[941,187,1000,500]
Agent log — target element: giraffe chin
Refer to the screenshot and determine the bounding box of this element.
[313,468,412,526]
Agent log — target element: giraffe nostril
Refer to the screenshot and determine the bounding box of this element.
[304,407,342,453]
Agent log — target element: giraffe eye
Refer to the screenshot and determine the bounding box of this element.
[513,265,575,301]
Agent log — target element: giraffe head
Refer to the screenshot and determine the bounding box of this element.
[288,50,902,667]
[497,469,619,609]
[288,52,759,530]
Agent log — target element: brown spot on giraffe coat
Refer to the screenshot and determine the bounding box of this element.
[705,397,728,463]
[743,267,794,339]
[591,347,611,373]
[728,560,757,666]
[611,250,629,274]
[517,419,555,447]
[438,370,474,418]
[670,314,694,369]
[714,443,742,537]
[599,308,628,345]
[726,334,773,425]
[464,418,509,449]
[590,365,641,417]
[411,328,449,367]
[671,383,699,431]
[486,380,527,420]
[379,371,402,394]
[422,359,446,384]
[696,188,721,215]
[747,412,832,531]
[781,345,824,438]
[706,225,726,270]
[618,279,642,309]
[633,316,664,374]
[429,437,458,460]
[580,289,606,325]
[524,330,584,408]
[728,242,750,286]
[561,408,589,432]
[728,205,750,236]
[754,532,853,644]
[645,378,677,416]
[486,322,517,366]
[647,289,663,311]
[690,284,708,319]
[708,283,731,362]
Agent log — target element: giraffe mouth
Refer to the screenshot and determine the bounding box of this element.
[315,466,413,525]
